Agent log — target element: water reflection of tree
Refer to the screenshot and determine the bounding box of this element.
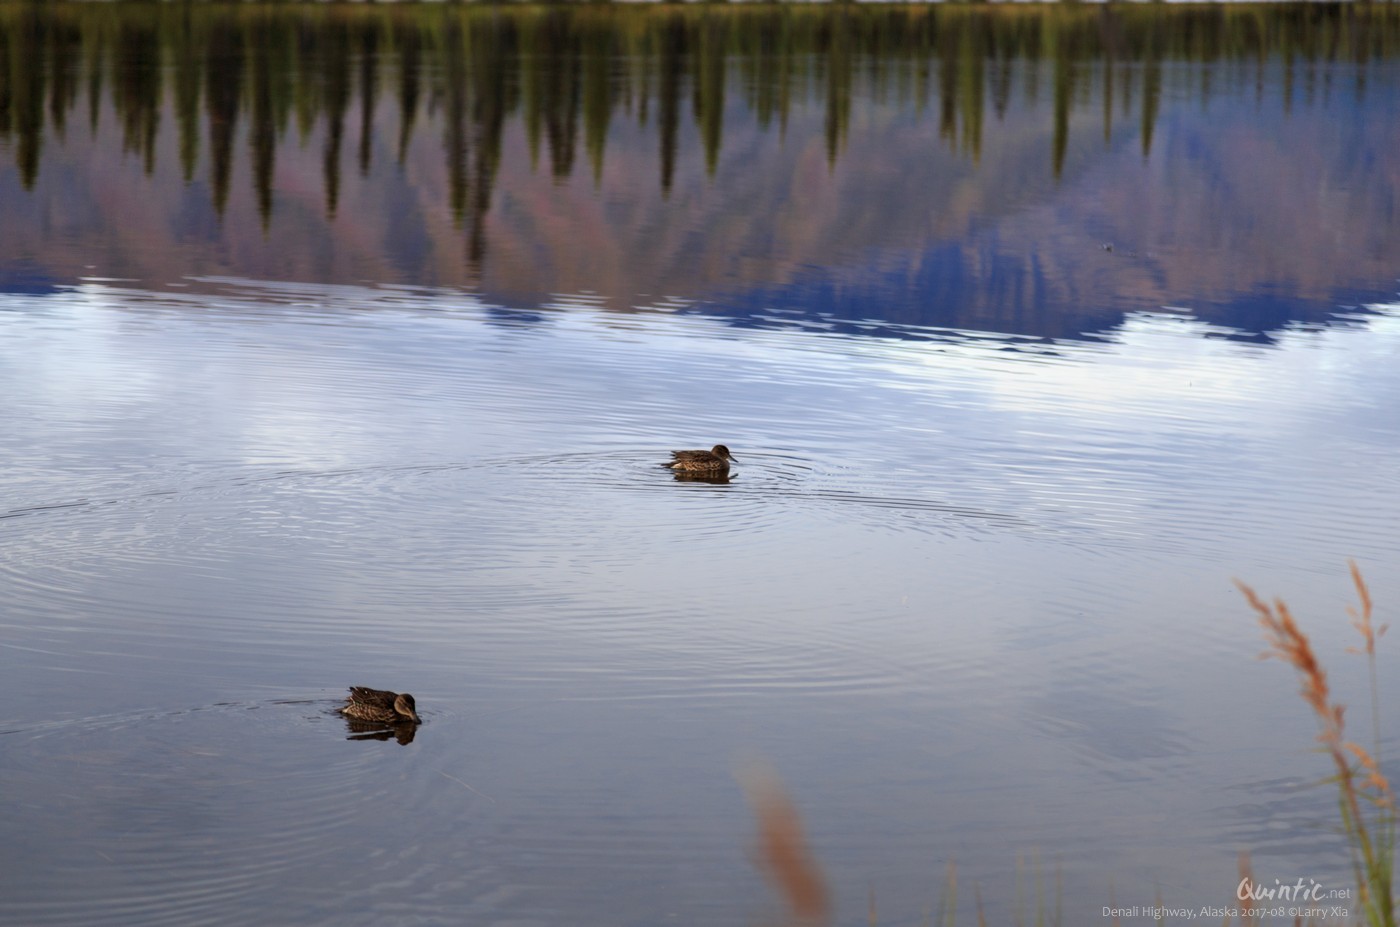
[1,4,1396,235]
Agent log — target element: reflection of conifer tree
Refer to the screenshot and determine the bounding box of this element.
[956,25,985,161]
[292,20,316,141]
[7,10,44,188]
[1102,55,1115,146]
[746,11,784,131]
[248,16,278,231]
[539,11,580,181]
[1051,49,1074,180]
[1282,51,1295,115]
[442,17,468,225]
[206,20,244,216]
[114,21,161,175]
[582,22,614,185]
[632,26,652,130]
[990,55,1012,122]
[1023,34,1042,109]
[393,16,421,165]
[694,15,726,176]
[898,11,930,118]
[776,11,794,138]
[520,13,544,170]
[172,6,202,183]
[357,19,380,178]
[937,29,957,149]
[465,15,512,278]
[47,14,82,142]
[823,15,852,168]
[914,57,932,123]
[266,17,298,197]
[1348,18,1367,103]
[656,13,685,197]
[5,1,1397,232]
[1140,56,1161,159]
[84,17,103,135]
[320,19,352,218]
[865,13,892,107]
[1096,9,1125,148]
[0,19,12,145]
[1102,8,1129,53]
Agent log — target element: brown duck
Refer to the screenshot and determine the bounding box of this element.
[663,445,737,473]
[339,686,421,724]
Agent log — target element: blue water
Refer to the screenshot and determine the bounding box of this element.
[2,6,1399,925]
[2,280,1396,925]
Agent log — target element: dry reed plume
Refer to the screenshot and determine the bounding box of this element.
[733,564,1393,927]
[1237,563,1395,927]
[739,763,831,926]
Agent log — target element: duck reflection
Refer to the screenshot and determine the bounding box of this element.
[344,718,419,745]
[671,469,733,485]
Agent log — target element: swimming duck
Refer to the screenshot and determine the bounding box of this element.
[664,445,737,472]
[339,686,421,724]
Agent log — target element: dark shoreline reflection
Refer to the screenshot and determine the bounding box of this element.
[1,3,1398,341]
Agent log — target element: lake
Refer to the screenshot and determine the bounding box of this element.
[2,4,1398,925]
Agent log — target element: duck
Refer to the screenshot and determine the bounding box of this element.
[663,445,737,473]
[339,686,421,724]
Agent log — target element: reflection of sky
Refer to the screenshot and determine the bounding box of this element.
[3,282,1399,923]
[7,280,1399,568]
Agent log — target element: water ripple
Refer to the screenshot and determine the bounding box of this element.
[0,698,401,927]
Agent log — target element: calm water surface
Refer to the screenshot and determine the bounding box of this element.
[2,5,1399,925]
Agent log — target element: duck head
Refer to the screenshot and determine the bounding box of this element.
[394,693,422,724]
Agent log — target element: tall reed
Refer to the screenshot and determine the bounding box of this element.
[740,565,1393,925]
[1237,563,1395,927]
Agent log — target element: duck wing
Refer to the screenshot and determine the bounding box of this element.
[346,686,397,706]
